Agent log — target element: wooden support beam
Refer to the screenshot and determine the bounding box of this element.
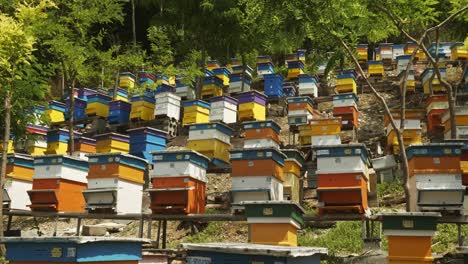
[76,217,81,236]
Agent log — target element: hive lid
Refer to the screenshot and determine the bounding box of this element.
[181,243,327,257]
[378,212,441,217]
[0,236,150,244]
[86,152,149,164]
[240,200,306,214]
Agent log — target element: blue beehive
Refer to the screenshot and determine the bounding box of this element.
[107,87,129,101]
[204,69,214,77]
[128,127,167,163]
[1,237,147,263]
[283,83,296,97]
[155,83,175,94]
[264,73,284,98]
[138,71,156,85]
[65,97,87,120]
[108,100,131,124]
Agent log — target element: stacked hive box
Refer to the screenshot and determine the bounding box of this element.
[25,125,47,156]
[209,96,238,124]
[264,73,284,98]
[156,83,175,94]
[45,129,82,155]
[65,97,87,120]
[119,72,136,89]
[201,76,224,98]
[379,43,393,62]
[429,42,451,61]
[156,74,170,85]
[398,70,416,93]
[77,88,97,101]
[130,95,155,121]
[314,144,371,215]
[375,47,381,60]
[392,44,405,59]
[70,137,96,160]
[128,127,167,163]
[285,53,298,61]
[138,71,156,87]
[282,149,305,203]
[298,49,307,62]
[282,82,296,97]
[380,212,441,264]
[2,237,147,264]
[175,77,196,100]
[108,100,131,124]
[367,60,384,77]
[441,106,468,139]
[404,42,427,61]
[298,117,342,146]
[336,70,357,95]
[206,60,221,71]
[287,96,315,126]
[3,154,34,210]
[298,74,319,97]
[242,120,281,149]
[0,138,14,154]
[396,55,412,73]
[356,44,368,63]
[407,143,464,212]
[286,60,305,79]
[426,95,448,135]
[212,67,231,86]
[84,153,147,214]
[256,55,274,80]
[186,122,233,167]
[28,155,88,212]
[385,109,423,154]
[332,93,359,129]
[237,91,266,121]
[182,100,210,126]
[108,87,129,102]
[85,93,111,118]
[228,65,253,94]
[451,42,468,60]
[148,150,209,214]
[421,68,447,94]
[154,92,181,121]
[44,101,66,123]
[243,201,305,247]
[94,133,129,153]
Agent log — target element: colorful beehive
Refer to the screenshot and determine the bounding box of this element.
[332,93,359,129]
[243,120,281,149]
[445,139,468,186]
[286,60,305,79]
[212,67,231,86]
[138,71,156,87]
[130,95,155,121]
[28,155,88,212]
[314,144,371,215]
[148,150,209,214]
[44,100,66,123]
[396,55,412,73]
[206,60,221,71]
[336,70,357,94]
[108,87,130,102]
[65,97,87,120]
[429,42,451,60]
[77,88,97,101]
[426,95,448,134]
[298,49,307,61]
[45,129,82,155]
[84,153,147,214]
[108,100,131,124]
[244,201,305,247]
[182,100,210,126]
[367,60,384,76]
[154,92,181,120]
[421,67,447,94]
[398,70,416,93]
[406,143,464,212]
[298,117,342,146]
[155,74,170,86]
[70,137,96,160]
[237,91,266,121]
[209,96,238,124]
[229,72,252,94]
[119,71,136,89]
[263,73,284,98]
[229,57,241,68]
[25,125,47,156]
[201,75,224,98]
[375,47,381,61]
[257,57,274,80]
[380,212,440,264]
[95,133,129,153]
[379,43,393,61]
[32,105,46,125]
[230,148,286,206]
[155,83,175,94]
[285,53,298,62]
[282,149,305,203]
[85,93,111,118]
[356,44,368,63]
[128,127,167,163]
[441,106,468,139]
[385,109,423,154]
[392,44,405,59]
[3,154,34,210]
[182,242,327,263]
[451,42,468,60]
[298,74,319,97]
[232,65,254,77]
[282,83,296,97]
[287,96,314,126]
[175,77,196,100]
[2,236,147,264]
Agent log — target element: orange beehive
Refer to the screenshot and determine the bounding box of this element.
[243,120,281,144]
[384,109,424,127]
[231,160,285,181]
[333,106,359,128]
[71,137,96,153]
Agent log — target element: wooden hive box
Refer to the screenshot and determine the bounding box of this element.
[243,201,305,247]
[154,92,181,121]
[85,153,148,214]
[367,60,384,76]
[332,93,358,109]
[392,44,405,59]
[85,93,112,118]
[298,74,319,97]
[70,137,96,160]
[335,70,357,94]
[282,149,305,203]
[94,133,130,153]
[44,100,66,123]
[155,74,170,86]
[206,60,221,71]
[64,97,87,120]
[421,68,447,94]
[407,143,462,176]
[209,96,238,124]
[264,73,285,98]
[0,139,14,154]
[256,61,275,80]
[182,243,327,263]
[230,147,286,181]
[242,120,281,148]
[384,108,425,126]
[426,95,448,134]
[237,91,267,121]
[201,75,224,98]
[287,96,314,125]
[108,100,131,124]
[128,127,167,163]
[4,154,34,210]
[379,43,393,61]
[25,125,47,156]
[396,55,412,73]
[380,212,440,263]
[45,129,82,155]
[28,155,88,212]
[451,42,468,60]
[231,176,284,207]
[404,42,427,60]
[108,87,129,102]
[130,95,155,121]
[356,44,368,62]
[310,134,342,146]
[333,105,359,129]
[298,49,307,62]
[186,123,233,165]
[441,106,468,139]
[307,117,342,136]
[398,70,416,93]
[2,236,147,264]
[182,100,211,126]
[175,78,195,100]
[429,42,452,59]
[229,72,252,94]
[119,71,136,89]
[286,60,305,80]
[212,67,231,86]
[150,150,209,183]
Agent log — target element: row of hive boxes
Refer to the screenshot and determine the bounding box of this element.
[286,96,316,126]
[298,118,342,145]
[441,106,468,139]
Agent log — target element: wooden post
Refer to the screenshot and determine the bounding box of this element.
[458,223,464,247]
[53,216,59,237]
[162,220,167,249]
[147,218,152,239]
[138,218,144,238]
[156,220,162,249]
[76,217,82,236]
[6,215,12,231]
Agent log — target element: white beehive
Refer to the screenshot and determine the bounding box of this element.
[154,92,181,120]
[231,176,283,205]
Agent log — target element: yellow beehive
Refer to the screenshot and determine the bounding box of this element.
[182,100,211,126]
[0,140,14,154]
[421,68,447,95]
[45,142,68,155]
[336,78,357,94]
[85,94,111,118]
[44,109,65,123]
[238,102,266,121]
[367,61,384,76]
[300,118,342,136]
[169,75,176,85]
[187,138,230,164]
[451,43,467,60]
[387,129,422,146]
[201,85,223,98]
[28,146,46,156]
[95,133,130,153]
[130,96,155,121]
[250,223,298,247]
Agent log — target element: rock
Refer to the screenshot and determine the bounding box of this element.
[82,225,108,236]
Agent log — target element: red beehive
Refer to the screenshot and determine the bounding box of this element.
[333,106,359,129]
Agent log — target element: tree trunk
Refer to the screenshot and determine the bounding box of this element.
[131,0,136,46]
[196,49,206,100]
[241,53,246,92]
[68,80,75,154]
[0,91,12,254]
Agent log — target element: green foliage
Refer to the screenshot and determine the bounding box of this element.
[432,224,468,254]
[377,180,405,200]
[147,25,174,68]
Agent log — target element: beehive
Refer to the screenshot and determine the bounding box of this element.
[154,92,181,121]
[155,83,175,94]
[336,70,357,94]
[187,122,233,166]
[426,95,448,134]
[4,154,34,210]
[201,75,223,98]
[84,153,147,214]
[421,67,447,94]
[264,73,284,98]
[175,78,196,100]
[406,143,464,212]
[298,74,319,97]
[94,133,129,153]
[119,71,136,89]
[212,67,231,86]
[356,44,368,62]
[44,100,66,123]
[286,60,305,79]
[380,212,440,264]
[243,201,305,247]
[451,42,468,60]
[332,93,359,129]
[375,47,381,61]
[441,106,468,139]
[138,71,156,87]
[282,149,305,203]
[404,42,426,61]
[45,129,82,155]
[2,236,147,264]
[237,91,266,121]
[28,155,88,212]
[282,83,296,97]
[398,70,416,93]
[367,60,384,76]
[127,127,167,163]
[314,144,371,215]
[108,100,131,124]
[243,120,281,149]
[65,97,87,120]
[298,117,342,145]
[379,43,393,61]
[231,65,254,77]
[209,96,238,124]
[229,72,252,94]
[392,44,405,59]
[149,150,210,214]
[70,137,96,160]
[429,42,451,60]
[85,93,111,118]
[182,100,210,126]
[130,95,155,121]
[256,60,274,80]
[297,49,307,61]
[231,147,286,182]
[206,60,221,71]
[25,125,47,156]
[287,96,314,126]
[396,55,412,73]
[0,139,14,154]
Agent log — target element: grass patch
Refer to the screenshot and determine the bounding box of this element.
[377,180,404,201]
